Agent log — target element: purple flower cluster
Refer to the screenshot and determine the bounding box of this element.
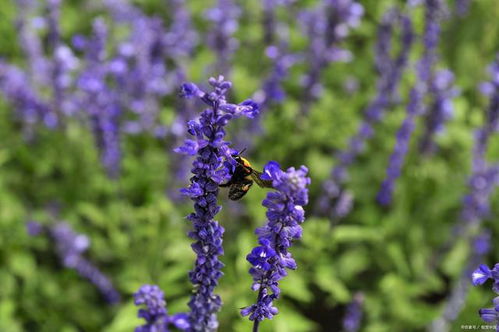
[0,0,79,134]
[429,231,491,331]
[343,292,364,332]
[419,69,460,155]
[205,0,241,77]
[27,221,120,304]
[453,56,499,235]
[134,284,189,332]
[471,261,499,330]
[455,0,471,17]
[238,36,298,151]
[475,54,499,167]
[314,8,414,217]
[175,76,259,331]
[377,0,447,206]
[377,86,424,205]
[298,0,364,114]
[241,161,310,328]
[77,18,123,178]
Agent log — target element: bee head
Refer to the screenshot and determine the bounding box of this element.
[231,148,252,168]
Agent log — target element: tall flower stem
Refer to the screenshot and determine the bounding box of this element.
[175,76,258,331]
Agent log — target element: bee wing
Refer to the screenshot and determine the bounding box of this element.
[250,169,274,188]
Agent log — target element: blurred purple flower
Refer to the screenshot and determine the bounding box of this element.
[420,69,460,155]
[377,86,424,206]
[205,0,240,77]
[377,0,447,206]
[471,261,499,329]
[314,8,413,217]
[298,0,364,114]
[429,231,491,331]
[27,221,120,304]
[134,284,190,332]
[455,0,471,17]
[343,292,364,332]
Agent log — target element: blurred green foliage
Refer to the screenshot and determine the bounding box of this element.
[1,0,499,331]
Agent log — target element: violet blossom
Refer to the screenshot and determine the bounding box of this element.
[471,255,499,331]
[343,292,364,332]
[298,0,364,114]
[430,56,499,272]
[241,161,310,329]
[27,221,120,304]
[419,69,460,155]
[429,231,491,331]
[134,284,190,332]
[175,76,259,331]
[377,0,446,206]
[314,8,413,217]
[205,0,240,77]
[77,18,123,178]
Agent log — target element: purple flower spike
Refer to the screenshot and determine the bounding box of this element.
[472,261,499,330]
[298,0,364,114]
[242,161,310,327]
[27,221,120,304]
[313,8,414,218]
[205,0,241,76]
[343,293,364,332]
[175,76,258,331]
[134,284,190,332]
[420,69,460,155]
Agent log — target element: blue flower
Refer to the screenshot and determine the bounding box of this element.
[247,242,277,271]
[175,76,258,331]
[472,264,493,286]
[134,284,190,332]
[314,9,413,218]
[242,161,310,326]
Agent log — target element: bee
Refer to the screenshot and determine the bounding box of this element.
[220,150,273,200]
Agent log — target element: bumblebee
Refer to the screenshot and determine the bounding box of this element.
[220,152,273,200]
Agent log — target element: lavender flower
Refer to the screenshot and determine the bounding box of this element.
[0,62,53,133]
[298,0,364,114]
[27,221,120,304]
[430,57,499,272]
[237,32,298,151]
[455,0,471,17]
[377,86,424,205]
[429,231,491,332]
[134,284,190,332]
[475,54,499,167]
[343,292,364,332]
[241,161,310,328]
[15,1,50,89]
[377,0,447,205]
[314,9,413,217]
[175,76,259,331]
[419,0,447,85]
[77,18,122,178]
[205,0,240,77]
[471,262,499,331]
[260,0,294,45]
[419,69,460,155]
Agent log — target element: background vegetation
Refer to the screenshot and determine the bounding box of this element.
[1,0,499,331]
